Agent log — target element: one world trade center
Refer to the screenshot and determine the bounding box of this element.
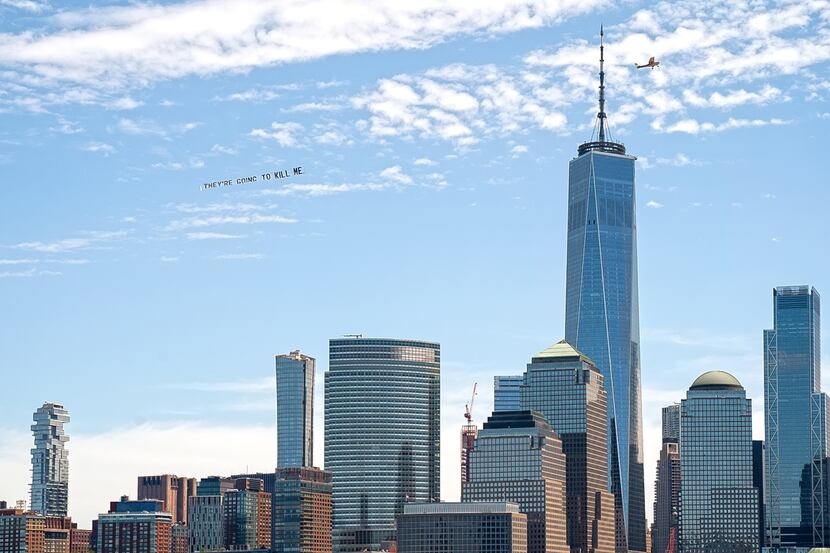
[564,28,646,553]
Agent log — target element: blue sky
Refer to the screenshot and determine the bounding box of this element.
[1,0,829,528]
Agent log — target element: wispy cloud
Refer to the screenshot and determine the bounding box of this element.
[660,117,789,135]
[0,267,62,278]
[214,253,265,260]
[0,0,604,90]
[12,230,127,253]
[0,0,49,12]
[83,141,115,155]
[165,214,297,231]
[645,200,664,208]
[249,122,304,147]
[185,232,245,240]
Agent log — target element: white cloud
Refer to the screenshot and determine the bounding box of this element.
[0,0,48,12]
[414,158,435,166]
[646,200,664,208]
[106,97,143,110]
[0,0,604,90]
[83,142,115,155]
[218,88,281,102]
[0,267,61,278]
[49,117,83,134]
[209,144,237,156]
[284,102,342,112]
[249,122,304,147]
[380,165,412,185]
[165,214,297,231]
[0,258,39,265]
[185,232,245,240]
[664,117,788,134]
[261,183,386,196]
[511,144,528,154]
[12,230,126,253]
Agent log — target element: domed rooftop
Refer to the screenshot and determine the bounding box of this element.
[690,370,743,391]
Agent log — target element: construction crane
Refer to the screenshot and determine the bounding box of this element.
[464,382,478,423]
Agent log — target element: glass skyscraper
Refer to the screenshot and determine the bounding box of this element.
[679,371,758,553]
[30,402,70,517]
[461,410,568,553]
[494,375,523,412]
[764,285,829,549]
[521,340,616,553]
[563,28,645,553]
[652,405,681,553]
[325,337,440,552]
[276,350,315,468]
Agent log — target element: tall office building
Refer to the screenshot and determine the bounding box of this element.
[764,286,830,549]
[277,351,315,468]
[325,337,440,552]
[137,475,197,524]
[494,376,523,412]
[522,340,616,553]
[651,404,681,553]
[223,478,271,550]
[30,403,70,517]
[188,477,234,552]
[563,29,645,552]
[397,502,528,553]
[679,371,758,553]
[462,410,568,553]
[273,467,333,553]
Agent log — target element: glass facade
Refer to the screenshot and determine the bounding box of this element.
[494,376,523,412]
[565,147,646,551]
[277,351,315,468]
[662,404,680,443]
[397,502,528,553]
[325,337,440,552]
[651,440,680,553]
[30,402,70,517]
[273,467,333,553]
[521,340,616,553]
[461,410,568,553]
[679,371,758,553]
[764,285,829,549]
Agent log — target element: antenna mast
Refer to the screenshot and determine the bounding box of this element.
[598,25,607,143]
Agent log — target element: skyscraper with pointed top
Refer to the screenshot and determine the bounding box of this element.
[563,27,646,553]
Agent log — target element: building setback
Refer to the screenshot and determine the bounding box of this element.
[277,351,316,469]
[31,403,70,517]
[272,467,332,553]
[494,376,523,412]
[679,371,758,553]
[462,410,568,553]
[137,475,197,525]
[764,285,830,548]
[564,29,646,553]
[522,340,616,553]
[325,337,440,552]
[397,502,528,553]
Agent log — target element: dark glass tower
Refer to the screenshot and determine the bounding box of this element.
[764,285,829,548]
[325,337,440,553]
[276,350,315,468]
[564,28,645,552]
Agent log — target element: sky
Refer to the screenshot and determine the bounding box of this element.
[1,0,829,529]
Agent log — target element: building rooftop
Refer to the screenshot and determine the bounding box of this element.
[689,370,743,391]
[534,339,595,365]
[403,502,521,515]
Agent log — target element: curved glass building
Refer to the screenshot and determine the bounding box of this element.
[325,337,440,552]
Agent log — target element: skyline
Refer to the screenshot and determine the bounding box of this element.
[2,0,830,534]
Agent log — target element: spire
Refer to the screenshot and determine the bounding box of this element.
[598,25,607,142]
[578,25,626,156]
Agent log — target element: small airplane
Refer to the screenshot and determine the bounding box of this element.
[636,57,660,69]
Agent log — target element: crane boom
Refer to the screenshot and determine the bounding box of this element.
[464,382,478,423]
